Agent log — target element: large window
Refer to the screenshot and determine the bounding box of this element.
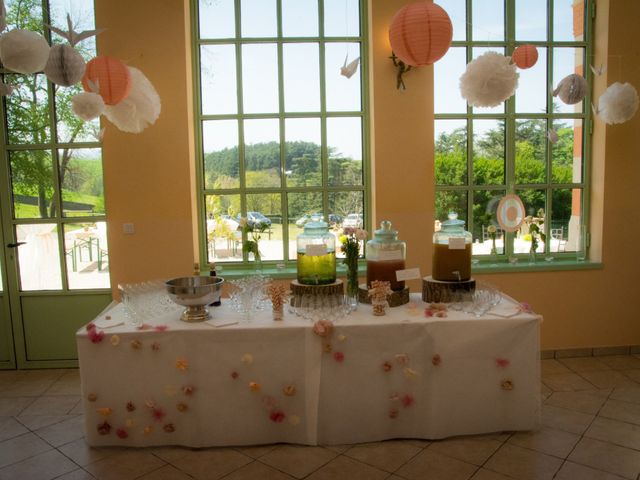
[435,0,592,262]
[193,0,368,269]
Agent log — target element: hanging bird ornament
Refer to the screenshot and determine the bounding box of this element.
[547,129,559,144]
[590,63,607,76]
[44,14,104,87]
[340,54,360,79]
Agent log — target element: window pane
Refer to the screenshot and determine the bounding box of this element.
[56,84,101,143]
[5,0,44,32]
[49,0,97,58]
[206,194,242,263]
[435,191,468,233]
[473,119,505,186]
[327,117,362,186]
[550,188,581,253]
[435,47,467,114]
[552,119,583,184]
[10,150,55,219]
[242,44,279,113]
[554,0,584,41]
[245,193,283,261]
[325,43,361,112]
[199,0,235,39]
[515,189,545,253]
[285,118,322,187]
[244,119,281,188]
[472,190,505,255]
[515,47,547,113]
[329,190,363,257]
[59,148,105,217]
[515,119,547,185]
[5,74,50,145]
[201,45,237,115]
[282,0,318,37]
[472,0,503,41]
[435,119,467,186]
[287,192,323,260]
[324,0,360,37]
[203,120,240,189]
[515,0,547,41]
[241,0,276,37]
[471,48,505,114]
[64,222,110,289]
[553,47,585,114]
[283,43,320,112]
[437,0,466,41]
[17,224,62,291]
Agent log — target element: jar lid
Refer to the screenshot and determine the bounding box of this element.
[303,213,328,231]
[373,220,398,241]
[441,211,465,228]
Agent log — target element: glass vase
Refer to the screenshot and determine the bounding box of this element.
[489,239,498,265]
[528,244,537,264]
[345,256,359,311]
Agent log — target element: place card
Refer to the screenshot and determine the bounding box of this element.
[378,250,403,261]
[207,318,239,328]
[448,237,465,250]
[396,268,421,281]
[306,244,327,256]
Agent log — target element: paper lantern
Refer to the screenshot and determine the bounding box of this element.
[0,29,50,74]
[553,74,587,105]
[72,92,105,121]
[388,1,453,67]
[44,44,86,86]
[104,67,161,134]
[82,56,132,106]
[597,82,639,125]
[460,52,519,107]
[512,44,538,69]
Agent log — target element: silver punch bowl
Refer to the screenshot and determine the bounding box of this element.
[165,276,224,322]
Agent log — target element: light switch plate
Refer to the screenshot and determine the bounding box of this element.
[123,223,135,234]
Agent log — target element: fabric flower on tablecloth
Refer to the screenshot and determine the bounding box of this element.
[401,394,415,408]
[337,334,346,342]
[496,358,510,368]
[249,381,261,392]
[145,399,156,408]
[137,323,152,330]
[151,341,161,351]
[116,428,128,439]
[130,339,142,350]
[151,407,166,421]
[426,303,448,318]
[154,325,168,332]
[389,392,400,402]
[283,385,296,396]
[403,367,418,379]
[88,328,104,344]
[241,353,254,365]
[269,409,286,423]
[96,407,112,417]
[334,351,345,363]
[382,361,393,372]
[313,319,334,337]
[388,408,399,419]
[518,302,533,313]
[163,423,175,433]
[87,393,97,402]
[182,385,195,396]
[125,418,135,428]
[110,335,120,346]
[395,353,409,365]
[262,395,276,408]
[323,343,333,353]
[501,379,514,391]
[97,421,111,435]
[126,401,136,412]
[143,425,154,435]
[176,402,188,412]
[231,371,239,380]
[86,322,96,331]
[432,354,442,366]
[175,358,188,371]
[289,414,301,426]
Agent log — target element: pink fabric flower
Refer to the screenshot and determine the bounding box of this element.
[97,421,111,435]
[496,358,510,368]
[270,409,286,423]
[424,309,434,317]
[152,407,166,421]
[154,325,168,332]
[401,394,415,408]
[313,319,334,338]
[86,322,96,331]
[137,323,152,330]
[382,361,393,372]
[518,302,533,313]
[88,328,104,344]
[432,354,442,366]
[388,408,399,419]
[333,351,345,363]
[116,428,128,439]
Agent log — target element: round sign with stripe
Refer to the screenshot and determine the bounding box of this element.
[497,194,526,232]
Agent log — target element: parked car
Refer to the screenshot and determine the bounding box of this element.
[342,213,363,229]
[296,213,343,228]
[237,211,272,228]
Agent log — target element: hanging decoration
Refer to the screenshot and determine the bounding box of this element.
[72,90,105,121]
[82,56,132,106]
[553,73,587,105]
[511,44,538,69]
[459,52,519,107]
[496,194,526,233]
[340,55,360,79]
[103,66,161,134]
[0,29,50,74]
[546,129,559,144]
[590,64,606,76]
[44,14,103,87]
[596,82,639,125]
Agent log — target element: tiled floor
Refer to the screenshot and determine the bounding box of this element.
[3,356,640,479]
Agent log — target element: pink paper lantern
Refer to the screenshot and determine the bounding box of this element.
[512,44,538,69]
[388,1,453,67]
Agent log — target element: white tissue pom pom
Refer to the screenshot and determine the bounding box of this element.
[597,82,639,125]
[459,52,519,107]
[0,29,50,74]
[45,44,86,86]
[72,92,105,121]
[104,67,161,134]
[553,74,587,105]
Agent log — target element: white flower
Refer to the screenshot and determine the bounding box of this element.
[487,225,496,234]
[355,229,368,241]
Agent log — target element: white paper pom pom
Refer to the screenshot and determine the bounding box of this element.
[0,29,50,74]
[597,82,639,125]
[459,52,519,107]
[553,74,587,105]
[45,44,86,86]
[104,67,161,134]
[72,92,105,121]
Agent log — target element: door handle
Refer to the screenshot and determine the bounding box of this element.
[6,242,26,248]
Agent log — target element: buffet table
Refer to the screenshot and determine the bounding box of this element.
[77,293,541,447]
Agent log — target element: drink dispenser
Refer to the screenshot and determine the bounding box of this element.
[296,215,336,285]
[366,221,406,291]
[432,212,473,281]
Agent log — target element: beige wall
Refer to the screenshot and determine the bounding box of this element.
[97,0,640,350]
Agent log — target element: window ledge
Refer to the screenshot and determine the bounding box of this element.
[472,259,602,274]
[206,264,367,281]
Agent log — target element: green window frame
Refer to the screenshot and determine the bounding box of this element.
[435,0,593,267]
[191,0,370,274]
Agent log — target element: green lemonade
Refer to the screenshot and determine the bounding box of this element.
[297,251,337,285]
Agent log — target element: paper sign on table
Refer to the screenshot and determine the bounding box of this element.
[306,244,328,256]
[396,268,421,281]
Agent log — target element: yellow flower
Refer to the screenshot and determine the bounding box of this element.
[175,358,188,371]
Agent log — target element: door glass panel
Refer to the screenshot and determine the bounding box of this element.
[4,74,50,145]
[472,0,503,41]
[327,117,362,186]
[244,119,281,188]
[553,47,585,114]
[56,84,101,143]
[554,0,584,41]
[245,193,283,261]
[16,223,62,291]
[515,0,547,41]
[329,190,364,258]
[472,189,506,255]
[288,191,323,260]
[285,118,321,187]
[435,47,467,114]
[59,148,105,217]
[203,120,240,189]
[515,119,547,185]
[49,0,97,57]
[473,119,505,186]
[437,0,466,41]
[550,188,579,254]
[515,47,548,114]
[435,190,468,232]
[10,150,55,219]
[64,222,110,289]
[435,119,467,186]
[241,0,277,37]
[552,119,583,184]
[206,194,242,263]
[515,188,546,253]
[325,43,361,112]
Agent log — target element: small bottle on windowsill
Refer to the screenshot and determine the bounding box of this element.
[209,262,222,306]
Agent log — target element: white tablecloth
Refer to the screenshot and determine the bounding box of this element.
[77,293,541,447]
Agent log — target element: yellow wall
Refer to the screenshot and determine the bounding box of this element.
[96,0,640,350]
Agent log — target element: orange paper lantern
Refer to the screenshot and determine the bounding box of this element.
[388,1,453,67]
[82,56,132,106]
[512,44,539,69]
